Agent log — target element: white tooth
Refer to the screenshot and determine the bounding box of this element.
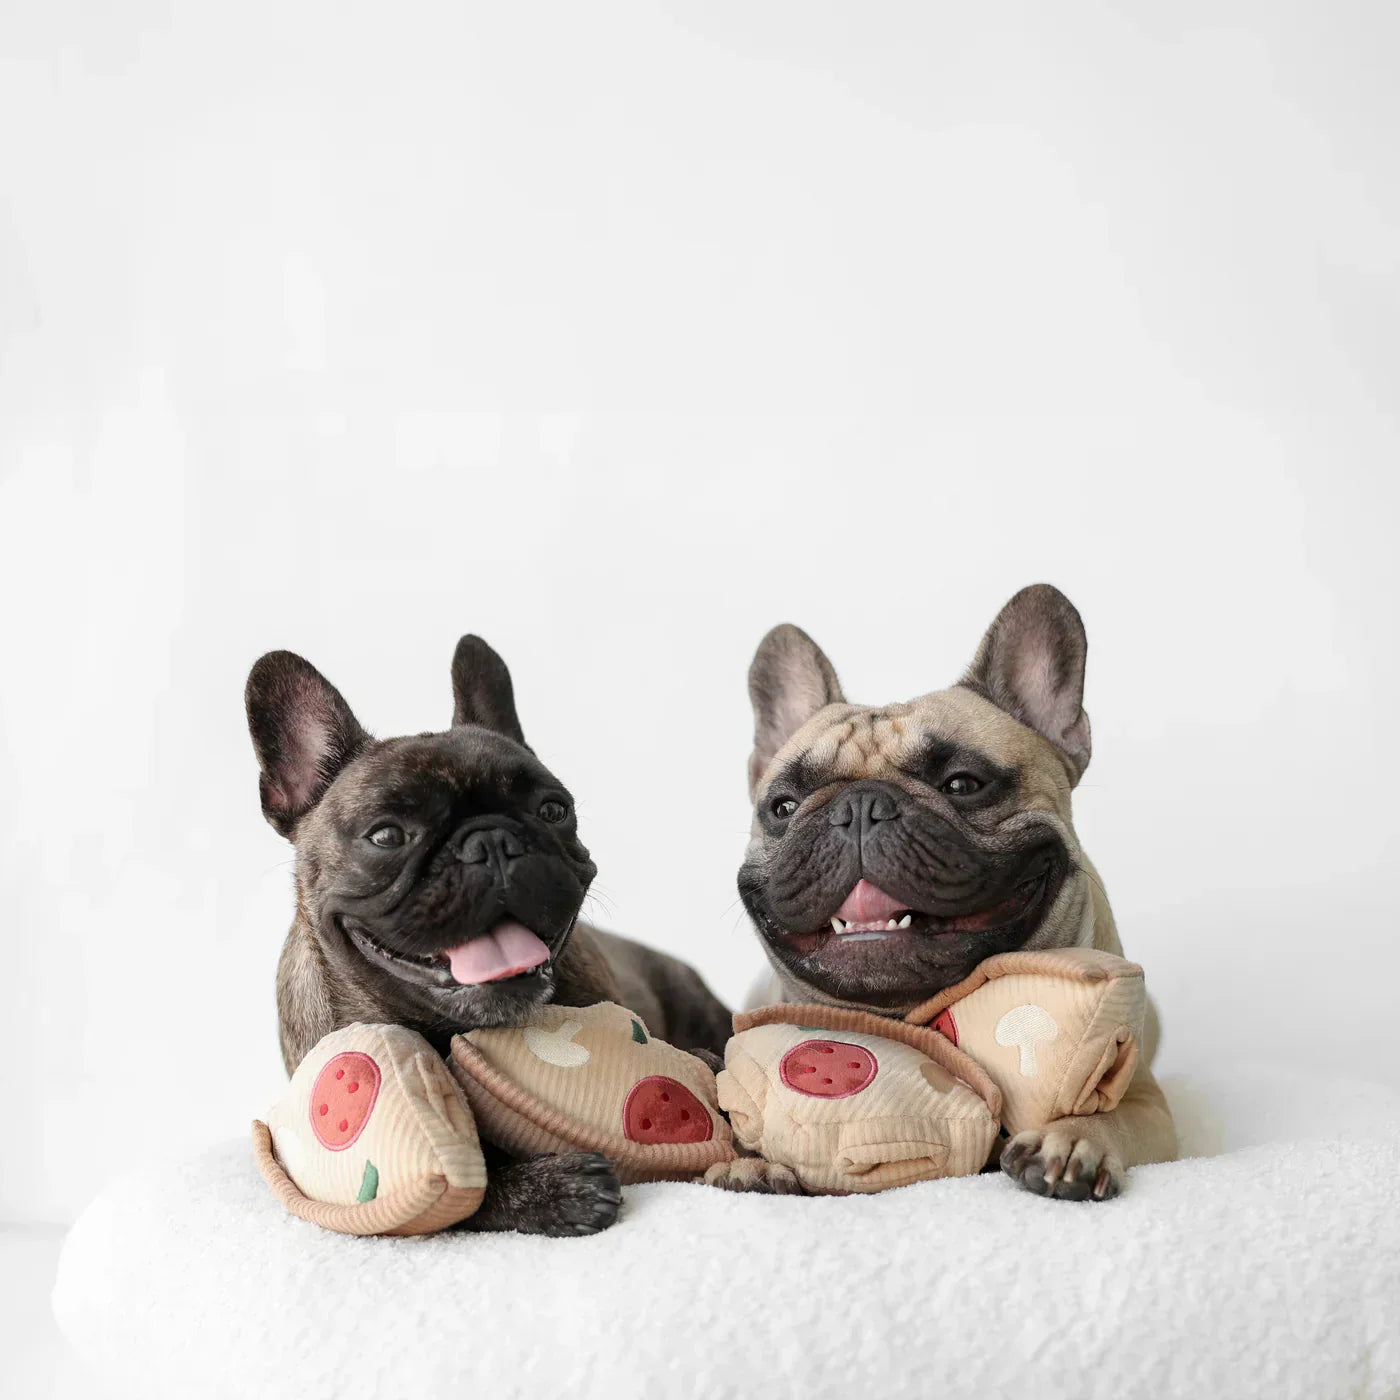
[886,919,898,930]
[898,914,912,928]
[830,917,846,934]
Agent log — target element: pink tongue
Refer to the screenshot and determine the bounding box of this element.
[443,921,551,985]
[835,879,908,924]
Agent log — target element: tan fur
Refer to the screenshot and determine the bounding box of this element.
[748,685,1177,1194]
[752,688,1075,820]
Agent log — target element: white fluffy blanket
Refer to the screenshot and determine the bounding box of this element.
[52,1065,1400,1400]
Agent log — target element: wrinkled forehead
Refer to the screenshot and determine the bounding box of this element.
[760,686,1070,803]
[324,729,555,819]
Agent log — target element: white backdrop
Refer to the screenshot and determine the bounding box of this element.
[2,1,1397,1224]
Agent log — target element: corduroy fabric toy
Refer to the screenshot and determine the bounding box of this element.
[906,947,1144,1128]
[717,948,1145,1195]
[448,1001,736,1184]
[253,1004,736,1236]
[252,950,1145,1231]
[252,1022,488,1236]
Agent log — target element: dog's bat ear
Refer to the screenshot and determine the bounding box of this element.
[747,624,845,796]
[451,635,528,747]
[245,652,371,838]
[961,584,1092,783]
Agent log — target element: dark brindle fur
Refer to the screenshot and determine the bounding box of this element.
[247,635,730,1235]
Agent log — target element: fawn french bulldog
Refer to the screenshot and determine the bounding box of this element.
[737,585,1177,1200]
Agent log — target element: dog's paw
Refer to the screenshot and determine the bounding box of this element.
[523,1152,624,1235]
[468,1151,623,1236]
[704,1157,804,1195]
[687,1047,725,1074]
[1000,1126,1124,1202]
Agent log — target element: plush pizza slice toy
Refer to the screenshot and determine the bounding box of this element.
[718,1008,1003,1194]
[718,947,1147,1195]
[448,1002,736,1184]
[904,947,1146,1134]
[253,1022,488,1236]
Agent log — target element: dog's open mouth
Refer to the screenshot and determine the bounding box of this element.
[341,917,554,989]
[782,866,1055,958]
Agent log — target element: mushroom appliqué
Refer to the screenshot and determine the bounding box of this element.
[995,1004,1059,1076]
[521,1019,592,1068]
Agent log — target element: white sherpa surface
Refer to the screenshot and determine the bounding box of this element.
[53,1064,1400,1400]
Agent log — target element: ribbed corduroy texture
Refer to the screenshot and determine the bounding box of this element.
[720,1006,1002,1194]
[449,1002,735,1184]
[258,1022,487,1235]
[905,948,1146,1132]
[252,1121,484,1236]
[720,949,1147,1192]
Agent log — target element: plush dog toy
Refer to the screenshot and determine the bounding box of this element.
[253,1004,737,1234]
[716,948,1145,1194]
[448,1001,737,1184]
[253,950,1144,1231]
[252,1022,490,1236]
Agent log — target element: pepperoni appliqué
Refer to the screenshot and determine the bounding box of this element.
[309,1051,381,1150]
[932,1008,959,1046]
[623,1076,714,1144]
[780,1040,878,1098]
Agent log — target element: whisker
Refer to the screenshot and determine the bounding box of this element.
[581,887,618,919]
[1081,866,1110,904]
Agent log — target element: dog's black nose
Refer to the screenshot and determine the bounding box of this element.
[828,785,900,829]
[456,826,525,868]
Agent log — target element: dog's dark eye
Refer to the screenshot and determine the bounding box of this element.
[941,774,983,797]
[367,824,406,848]
[539,799,569,824]
[771,797,798,820]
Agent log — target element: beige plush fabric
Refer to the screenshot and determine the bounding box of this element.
[905,948,1145,1133]
[720,949,1146,1194]
[722,1008,1008,1192]
[252,952,1142,1220]
[254,1022,487,1236]
[719,1008,1002,1194]
[449,1002,736,1184]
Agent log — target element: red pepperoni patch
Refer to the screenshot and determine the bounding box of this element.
[622,1076,713,1144]
[309,1051,381,1151]
[932,1008,958,1046]
[780,1040,878,1098]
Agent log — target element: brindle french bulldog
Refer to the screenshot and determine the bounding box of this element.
[246,635,731,1235]
[738,584,1178,1201]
